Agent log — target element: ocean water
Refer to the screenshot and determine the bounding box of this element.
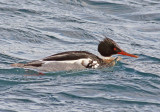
[0,0,160,111]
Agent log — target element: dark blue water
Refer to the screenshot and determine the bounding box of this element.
[0,0,160,111]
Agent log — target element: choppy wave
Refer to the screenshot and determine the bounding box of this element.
[0,0,160,111]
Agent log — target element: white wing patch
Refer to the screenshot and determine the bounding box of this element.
[42,58,99,69]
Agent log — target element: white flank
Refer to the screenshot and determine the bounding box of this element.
[41,58,99,68]
[43,58,91,65]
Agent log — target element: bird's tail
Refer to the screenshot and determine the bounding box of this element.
[11,63,25,67]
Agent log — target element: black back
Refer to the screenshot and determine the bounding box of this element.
[43,51,102,62]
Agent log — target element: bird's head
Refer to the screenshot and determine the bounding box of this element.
[98,37,138,58]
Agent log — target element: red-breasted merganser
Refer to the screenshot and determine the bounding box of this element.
[11,37,138,72]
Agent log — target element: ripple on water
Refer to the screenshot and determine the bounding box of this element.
[0,0,160,111]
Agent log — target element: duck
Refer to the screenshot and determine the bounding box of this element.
[11,37,138,72]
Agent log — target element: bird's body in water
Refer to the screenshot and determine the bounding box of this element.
[11,37,138,72]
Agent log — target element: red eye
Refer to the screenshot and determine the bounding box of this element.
[114,48,117,51]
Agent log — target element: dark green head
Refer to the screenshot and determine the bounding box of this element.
[98,37,138,58]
